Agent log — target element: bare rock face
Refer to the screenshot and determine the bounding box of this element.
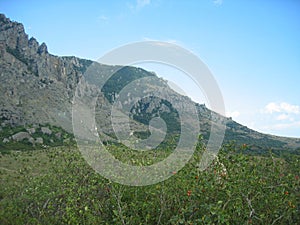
[11,132,31,141]
[0,13,299,152]
[0,14,28,50]
[0,14,149,135]
[37,43,48,55]
[0,14,93,132]
[28,37,39,53]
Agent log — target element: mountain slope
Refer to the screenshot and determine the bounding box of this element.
[0,14,299,154]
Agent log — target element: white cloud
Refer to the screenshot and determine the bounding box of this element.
[263,102,300,114]
[264,102,280,113]
[213,0,223,6]
[96,15,109,25]
[99,15,108,21]
[257,103,300,135]
[276,114,290,121]
[136,0,151,9]
[129,0,151,11]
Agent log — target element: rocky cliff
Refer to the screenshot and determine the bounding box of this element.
[0,14,299,153]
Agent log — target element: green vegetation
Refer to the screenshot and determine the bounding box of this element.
[102,66,155,103]
[0,123,74,153]
[224,127,286,150]
[0,139,299,224]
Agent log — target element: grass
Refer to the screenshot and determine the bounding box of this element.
[0,142,299,224]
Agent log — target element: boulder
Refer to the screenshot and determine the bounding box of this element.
[3,138,9,143]
[11,131,31,141]
[41,127,52,135]
[55,132,62,139]
[35,137,43,144]
[26,127,36,134]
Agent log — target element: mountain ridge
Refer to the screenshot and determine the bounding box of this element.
[0,13,299,154]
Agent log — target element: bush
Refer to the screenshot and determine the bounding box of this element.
[0,143,299,224]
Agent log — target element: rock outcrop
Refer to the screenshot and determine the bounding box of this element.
[0,14,92,131]
[1,13,300,152]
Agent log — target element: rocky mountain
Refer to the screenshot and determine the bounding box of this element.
[0,14,299,154]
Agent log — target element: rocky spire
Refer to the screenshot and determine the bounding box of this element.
[37,42,48,55]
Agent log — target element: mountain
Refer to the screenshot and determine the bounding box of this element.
[0,14,299,154]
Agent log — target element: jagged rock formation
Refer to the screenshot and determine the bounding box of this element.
[0,14,92,131]
[0,14,299,153]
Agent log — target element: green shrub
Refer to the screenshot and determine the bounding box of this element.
[1,142,299,224]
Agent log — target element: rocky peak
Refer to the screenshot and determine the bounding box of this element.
[28,37,39,52]
[0,14,49,58]
[0,13,13,25]
[1,14,299,153]
[0,14,28,50]
[0,14,94,130]
[37,42,48,55]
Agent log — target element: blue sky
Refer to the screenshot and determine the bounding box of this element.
[1,0,300,137]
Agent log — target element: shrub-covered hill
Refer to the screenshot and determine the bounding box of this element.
[0,142,299,224]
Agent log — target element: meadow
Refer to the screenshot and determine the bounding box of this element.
[0,139,299,225]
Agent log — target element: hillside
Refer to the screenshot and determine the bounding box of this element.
[0,13,299,225]
[0,13,299,154]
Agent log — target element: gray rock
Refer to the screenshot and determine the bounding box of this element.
[55,132,62,139]
[3,138,10,143]
[28,37,39,53]
[11,132,31,141]
[29,137,35,144]
[26,127,36,134]
[35,137,43,144]
[41,127,52,135]
[37,42,48,55]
